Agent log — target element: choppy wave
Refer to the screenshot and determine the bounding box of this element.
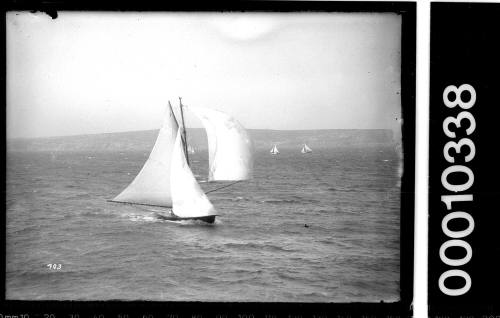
[9,224,40,236]
[220,196,251,202]
[6,147,401,301]
[261,198,317,204]
[223,241,295,252]
[327,187,361,193]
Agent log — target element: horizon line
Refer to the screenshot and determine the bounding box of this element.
[8,127,395,140]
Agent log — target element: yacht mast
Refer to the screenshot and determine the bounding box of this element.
[178,97,190,166]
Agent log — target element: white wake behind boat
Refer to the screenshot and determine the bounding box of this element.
[110,99,254,223]
[301,143,312,154]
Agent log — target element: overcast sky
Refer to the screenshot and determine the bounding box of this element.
[7,12,402,139]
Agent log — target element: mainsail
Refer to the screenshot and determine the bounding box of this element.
[301,144,312,154]
[111,105,178,207]
[270,145,279,155]
[187,106,253,181]
[171,129,216,218]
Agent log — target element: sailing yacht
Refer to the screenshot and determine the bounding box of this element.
[110,98,254,223]
[301,144,312,154]
[270,144,279,155]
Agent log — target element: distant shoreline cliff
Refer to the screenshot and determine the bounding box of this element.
[7,129,397,152]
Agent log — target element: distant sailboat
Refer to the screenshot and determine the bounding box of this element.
[270,144,279,155]
[110,98,253,223]
[301,144,312,154]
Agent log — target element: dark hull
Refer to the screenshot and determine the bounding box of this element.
[155,214,216,224]
[108,201,216,224]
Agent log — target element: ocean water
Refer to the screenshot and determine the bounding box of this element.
[6,146,401,302]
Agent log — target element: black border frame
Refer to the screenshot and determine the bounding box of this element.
[1,2,416,317]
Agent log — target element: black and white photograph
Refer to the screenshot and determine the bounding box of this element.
[5,6,414,309]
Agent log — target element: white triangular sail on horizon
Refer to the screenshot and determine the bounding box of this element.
[187,106,253,182]
[171,129,216,218]
[270,144,279,155]
[301,144,312,154]
[111,105,179,207]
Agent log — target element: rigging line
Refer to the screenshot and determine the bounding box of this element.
[205,181,242,194]
[178,97,190,166]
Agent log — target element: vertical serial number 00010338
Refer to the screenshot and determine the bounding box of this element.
[439,83,477,296]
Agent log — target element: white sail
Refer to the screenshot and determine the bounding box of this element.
[112,105,178,207]
[270,145,279,155]
[187,106,253,181]
[171,129,216,218]
[301,144,312,153]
